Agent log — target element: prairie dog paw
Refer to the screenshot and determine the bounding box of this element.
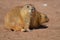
[21,29,26,32]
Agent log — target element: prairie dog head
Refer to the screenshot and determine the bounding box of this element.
[40,13,49,24]
[20,4,36,15]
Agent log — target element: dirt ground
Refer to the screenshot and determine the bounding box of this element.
[0,0,60,40]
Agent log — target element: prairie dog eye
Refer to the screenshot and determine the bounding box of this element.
[27,6,29,8]
[45,16,47,18]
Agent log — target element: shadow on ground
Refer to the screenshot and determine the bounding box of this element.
[29,25,48,30]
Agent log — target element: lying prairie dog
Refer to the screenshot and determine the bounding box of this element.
[4,4,49,32]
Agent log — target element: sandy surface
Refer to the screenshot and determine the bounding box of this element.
[0,0,60,40]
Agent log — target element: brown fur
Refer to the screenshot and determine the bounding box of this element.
[4,4,49,32]
[30,11,49,29]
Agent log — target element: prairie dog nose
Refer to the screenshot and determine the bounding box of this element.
[45,16,49,22]
[46,18,49,22]
[31,8,35,12]
[31,8,34,11]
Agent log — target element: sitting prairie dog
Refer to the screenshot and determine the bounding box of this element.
[4,4,49,32]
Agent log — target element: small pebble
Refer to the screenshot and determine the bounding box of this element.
[43,4,47,7]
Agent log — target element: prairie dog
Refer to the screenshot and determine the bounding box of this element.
[4,4,49,32]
